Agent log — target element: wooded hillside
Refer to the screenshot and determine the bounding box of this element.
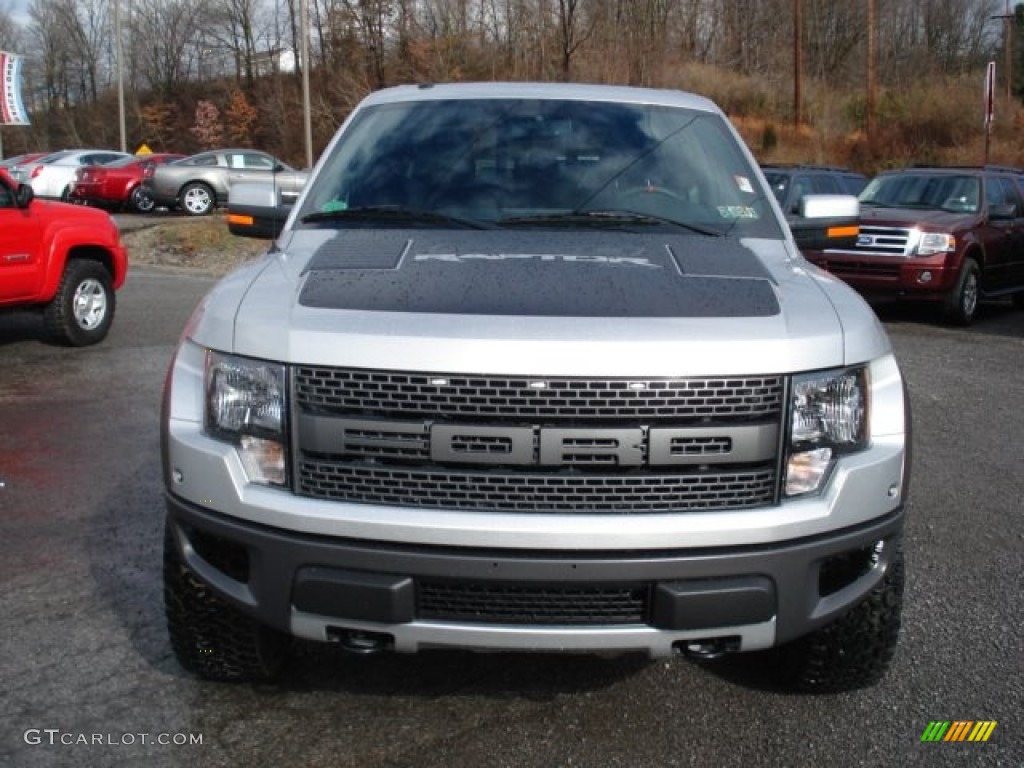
[2,0,1023,172]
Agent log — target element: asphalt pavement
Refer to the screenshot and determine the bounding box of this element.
[1,268,1022,767]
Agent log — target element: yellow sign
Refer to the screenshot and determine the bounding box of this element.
[135,143,153,155]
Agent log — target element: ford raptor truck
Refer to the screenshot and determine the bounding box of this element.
[0,168,127,346]
[161,83,910,692]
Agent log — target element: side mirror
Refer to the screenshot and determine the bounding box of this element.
[988,203,1016,220]
[788,194,860,253]
[15,183,34,208]
[227,182,291,239]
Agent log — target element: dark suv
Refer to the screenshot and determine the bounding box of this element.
[761,165,866,254]
[762,165,868,217]
[805,166,1024,324]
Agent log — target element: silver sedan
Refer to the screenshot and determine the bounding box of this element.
[142,148,308,215]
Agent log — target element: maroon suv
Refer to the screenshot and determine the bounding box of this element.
[806,166,1024,324]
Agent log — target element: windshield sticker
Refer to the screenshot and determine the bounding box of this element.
[717,206,759,219]
[321,199,348,212]
[735,176,755,194]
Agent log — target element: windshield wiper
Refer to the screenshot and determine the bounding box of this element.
[497,210,724,236]
[300,205,491,229]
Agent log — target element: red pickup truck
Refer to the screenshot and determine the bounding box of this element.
[0,168,127,345]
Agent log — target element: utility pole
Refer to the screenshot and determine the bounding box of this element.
[114,0,127,152]
[992,2,1013,103]
[867,0,877,143]
[793,0,802,128]
[300,0,313,169]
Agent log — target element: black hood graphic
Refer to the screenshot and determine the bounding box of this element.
[297,230,779,318]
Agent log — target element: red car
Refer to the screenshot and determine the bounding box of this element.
[70,153,185,212]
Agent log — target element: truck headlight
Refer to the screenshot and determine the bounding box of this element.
[204,351,288,486]
[916,231,955,256]
[785,367,868,496]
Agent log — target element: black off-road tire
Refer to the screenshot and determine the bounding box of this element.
[163,526,289,682]
[771,544,904,693]
[42,259,115,346]
[180,181,216,215]
[943,257,980,325]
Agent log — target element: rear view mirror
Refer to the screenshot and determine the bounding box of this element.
[789,194,860,252]
[988,203,1016,220]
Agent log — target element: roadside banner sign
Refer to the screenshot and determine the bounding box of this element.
[0,52,30,125]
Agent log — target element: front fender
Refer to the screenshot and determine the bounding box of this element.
[38,216,128,299]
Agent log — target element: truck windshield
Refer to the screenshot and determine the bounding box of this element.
[860,174,981,213]
[298,98,782,238]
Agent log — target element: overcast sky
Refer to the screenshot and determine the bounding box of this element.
[4,0,29,28]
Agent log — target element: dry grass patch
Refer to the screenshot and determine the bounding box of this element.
[123,215,270,276]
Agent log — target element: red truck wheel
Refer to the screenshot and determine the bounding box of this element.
[43,260,116,346]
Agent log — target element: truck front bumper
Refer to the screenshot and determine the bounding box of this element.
[165,494,904,658]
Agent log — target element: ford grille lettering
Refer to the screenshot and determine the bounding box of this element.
[297,414,778,468]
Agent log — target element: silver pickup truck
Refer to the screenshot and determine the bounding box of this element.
[161,82,910,692]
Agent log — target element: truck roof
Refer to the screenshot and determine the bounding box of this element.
[360,81,722,114]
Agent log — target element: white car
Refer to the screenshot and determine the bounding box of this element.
[28,149,132,200]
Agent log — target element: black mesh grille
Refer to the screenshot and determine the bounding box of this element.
[417,581,647,624]
[293,367,784,513]
[298,462,776,512]
[295,367,784,421]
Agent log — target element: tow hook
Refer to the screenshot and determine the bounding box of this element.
[677,637,741,660]
[327,628,393,654]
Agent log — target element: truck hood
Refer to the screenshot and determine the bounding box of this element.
[860,205,978,230]
[200,229,889,376]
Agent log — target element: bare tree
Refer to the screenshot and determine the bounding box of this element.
[555,0,596,80]
[803,0,865,85]
[206,0,270,89]
[0,4,23,50]
[26,0,75,137]
[129,0,207,99]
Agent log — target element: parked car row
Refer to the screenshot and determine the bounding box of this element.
[70,153,185,212]
[0,147,309,216]
[6,149,132,199]
[5,144,1023,325]
[764,163,1024,324]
